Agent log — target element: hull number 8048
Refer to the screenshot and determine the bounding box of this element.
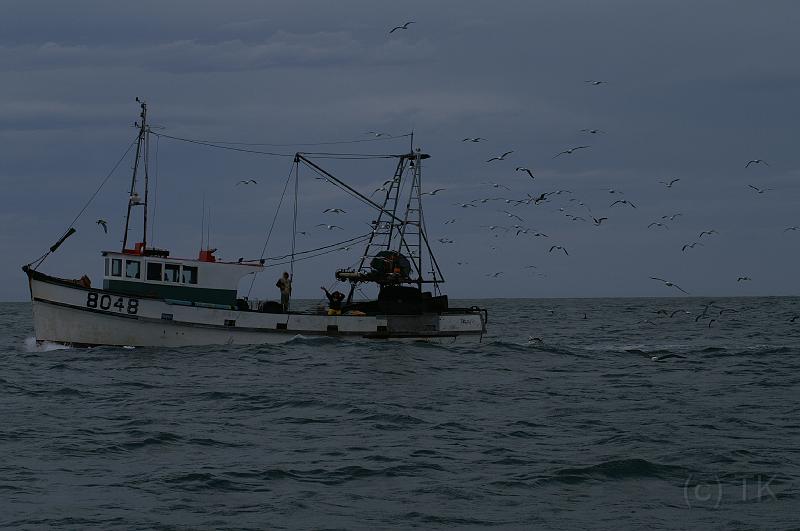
[86,292,139,314]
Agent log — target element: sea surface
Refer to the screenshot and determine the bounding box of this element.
[1,298,799,530]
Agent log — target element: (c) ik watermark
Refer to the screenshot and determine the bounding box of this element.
[683,475,778,508]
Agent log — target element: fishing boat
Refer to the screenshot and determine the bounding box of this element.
[23,101,488,346]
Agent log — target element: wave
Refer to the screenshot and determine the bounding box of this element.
[546,458,689,485]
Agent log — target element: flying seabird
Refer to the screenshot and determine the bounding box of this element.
[682,242,703,252]
[483,182,511,190]
[437,238,454,244]
[486,272,503,278]
[515,167,535,179]
[486,150,514,162]
[389,21,415,33]
[454,202,477,208]
[315,224,344,230]
[549,245,569,255]
[444,218,457,224]
[610,200,637,209]
[745,159,769,168]
[421,188,446,196]
[592,217,608,226]
[553,146,590,158]
[736,277,751,282]
[236,179,258,185]
[784,226,800,232]
[699,229,718,238]
[662,213,682,221]
[96,219,108,233]
[659,178,680,188]
[580,128,604,134]
[584,80,607,85]
[648,222,669,230]
[748,184,771,194]
[501,210,524,222]
[461,137,486,142]
[650,277,689,294]
[323,208,346,214]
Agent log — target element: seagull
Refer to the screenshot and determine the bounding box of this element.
[549,245,569,255]
[648,222,669,230]
[737,276,751,282]
[659,178,680,188]
[662,213,682,221]
[323,208,346,214]
[443,218,457,224]
[610,199,637,209]
[698,230,718,238]
[366,131,388,137]
[745,159,769,168]
[784,226,800,232]
[592,217,608,226]
[421,188,446,196]
[515,167,535,179]
[389,21,415,33]
[486,150,514,162]
[96,219,108,233]
[553,146,590,158]
[748,184,771,194]
[580,128,604,134]
[483,182,511,190]
[315,224,343,230]
[682,242,703,252]
[531,192,549,205]
[437,238,454,244]
[585,80,607,85]
[296,231,307,236]
[462,137,486,142]
[650,277,689,294]
[501,210,524,222]
[236,179,257,185]
[454,202,477,208]
[608,189,624,194]
[486,271,503,278]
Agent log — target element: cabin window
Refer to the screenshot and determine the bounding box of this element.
[104,258,110,276]
[111,259,122,277]
[125,260,140,279]
[182,266,198,285]
[164,264,180,282]
[146,262,163,281]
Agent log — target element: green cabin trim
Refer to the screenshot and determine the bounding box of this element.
[103,279,236,306]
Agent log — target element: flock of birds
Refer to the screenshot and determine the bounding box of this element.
[91,19,793,323]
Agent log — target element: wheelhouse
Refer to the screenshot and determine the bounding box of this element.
[101,249,263,307]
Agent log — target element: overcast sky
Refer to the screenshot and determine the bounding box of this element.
[2,0,799,301]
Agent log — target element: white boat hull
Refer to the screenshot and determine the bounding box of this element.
[26,270,487,347]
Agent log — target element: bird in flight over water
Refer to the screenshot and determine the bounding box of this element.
[745,159,769,168]
[549,245,569,255]
[389,21,415,33]
[650,277,689,295]
[96,219,108,233]
[585,80,607,85]
[462,137,486,142]
[323,208,346,214]
[554,146,590,158]
[610,199,637,209]
[486,150,514,162]
[659,178,680,188]
[515,167,535,179]
[748,184,771,194]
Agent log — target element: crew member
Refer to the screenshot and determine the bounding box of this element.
[276,271,292,312]
[321,286,345,316]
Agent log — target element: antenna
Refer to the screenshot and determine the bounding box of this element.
[200,193,206,251]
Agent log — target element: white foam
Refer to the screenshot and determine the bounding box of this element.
[23,336,71,352]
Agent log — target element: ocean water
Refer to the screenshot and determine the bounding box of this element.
[1,298,799,530]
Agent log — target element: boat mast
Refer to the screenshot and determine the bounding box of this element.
[122,98,148,252]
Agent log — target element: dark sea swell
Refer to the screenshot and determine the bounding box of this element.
[1,297,799,530]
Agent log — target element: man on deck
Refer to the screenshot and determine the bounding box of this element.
[276,271,292,312]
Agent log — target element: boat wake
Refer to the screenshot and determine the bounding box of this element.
[23,336,71,352]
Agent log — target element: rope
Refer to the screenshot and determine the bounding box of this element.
[162,132,412,147]
[30,134,139,270]
[246,161,296,297]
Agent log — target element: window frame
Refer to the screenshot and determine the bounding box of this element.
[164,263,180,283]
[124,259,141,279]
[146,262,163,282]
[182,265,198,285]
[111,258,123,277]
